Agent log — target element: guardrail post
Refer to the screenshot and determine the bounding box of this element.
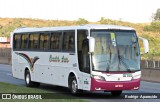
[153,61,155,68]
[145,59,148,68]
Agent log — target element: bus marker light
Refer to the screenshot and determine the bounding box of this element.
[95,88,101,90]
[134,87,139,90]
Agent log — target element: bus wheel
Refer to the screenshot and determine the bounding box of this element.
[111,90,122,96]
[69,76,79,95]
[25,70,40,87]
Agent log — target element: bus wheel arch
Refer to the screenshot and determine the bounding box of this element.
[68,72,75,88]
[24,68,40,87]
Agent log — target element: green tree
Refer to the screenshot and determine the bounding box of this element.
[99,17,117,25]
[144,21,160,32]
[99,17,106,24]
[76,18,88,25]
[154,8,160,21]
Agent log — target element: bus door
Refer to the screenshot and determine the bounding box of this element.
[77,30,91,90]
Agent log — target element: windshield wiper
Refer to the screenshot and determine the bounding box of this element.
[120,56,132,72]
[117,48,132,73]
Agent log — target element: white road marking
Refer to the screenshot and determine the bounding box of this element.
[6,73,12,76]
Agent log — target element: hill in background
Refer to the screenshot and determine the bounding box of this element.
[0,17,159,59]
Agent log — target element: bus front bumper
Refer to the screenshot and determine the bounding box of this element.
[90,78,140,91]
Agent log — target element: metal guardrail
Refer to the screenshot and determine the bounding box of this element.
[141,59,160,69]
[0,48,11,58]
[0,48,11,64]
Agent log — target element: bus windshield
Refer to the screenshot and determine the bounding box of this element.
[91,30,140,72]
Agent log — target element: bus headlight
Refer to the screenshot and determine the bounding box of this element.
[132,73,141,79]
[91,75,106,81]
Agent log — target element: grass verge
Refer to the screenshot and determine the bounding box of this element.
[0,82,86,102]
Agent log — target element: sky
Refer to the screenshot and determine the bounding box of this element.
[0,0,160,23]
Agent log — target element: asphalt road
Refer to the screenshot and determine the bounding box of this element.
[0,64,160,102]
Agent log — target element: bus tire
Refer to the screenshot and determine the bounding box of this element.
[111,90,122,96]
[69,76,81,95]
[25,70,40,87]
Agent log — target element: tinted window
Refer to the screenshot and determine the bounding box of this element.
[77,30,90,73]
[51,32,62,50]
[40,33,49,50]
[14,34,21,49]
[29,33,39,49]
[21,34,28,49]
[63,31,75,51]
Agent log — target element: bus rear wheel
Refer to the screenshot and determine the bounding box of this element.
[111,90,122,96]
[25,70,40,87]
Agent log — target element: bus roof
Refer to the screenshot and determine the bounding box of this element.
[13,24,135,33]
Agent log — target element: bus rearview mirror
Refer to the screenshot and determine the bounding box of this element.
[87,37,95,53]
[138,37,149,54]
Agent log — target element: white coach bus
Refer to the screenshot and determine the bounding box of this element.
[11,24,149,96]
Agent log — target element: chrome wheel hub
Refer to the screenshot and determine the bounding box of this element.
[26,74,30,84]
[72,80,77,93]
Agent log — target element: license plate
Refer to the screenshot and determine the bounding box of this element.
[123,74,132,77]
[115,84,123,87]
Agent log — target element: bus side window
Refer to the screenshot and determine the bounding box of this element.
[21,34,28,49]
[82,39,90,73]
[77,30,90,73]
[51,32,62,50]
[29,33,39,49]
[40,33,49,50]
[29,34,33,49]
[63,31,75,52]
[14,34,21,49]
[33,34,39,49]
